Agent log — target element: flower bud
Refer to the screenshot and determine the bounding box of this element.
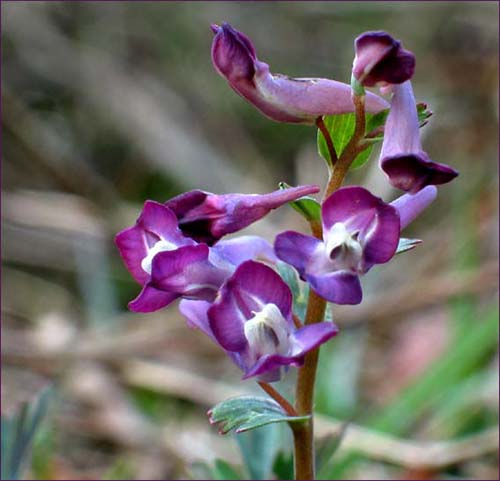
[211,23,389,124]
[353,31,415,87]
[379,81,458,193]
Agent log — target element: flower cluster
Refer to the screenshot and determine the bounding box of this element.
[116,23,458,383]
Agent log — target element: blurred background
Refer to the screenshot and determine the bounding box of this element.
[1,2,498,480]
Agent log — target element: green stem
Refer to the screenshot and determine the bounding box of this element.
[292,92,367,480]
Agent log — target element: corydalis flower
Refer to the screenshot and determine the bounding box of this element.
[115,200,276,312]
[211,23,389,124]
[380,81,458,193]
[274,186,437,305]
[353,31,415,87]
[207,261,338,381]
[165,184,320,245]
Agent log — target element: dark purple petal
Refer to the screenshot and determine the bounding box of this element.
[211,23,389,124]
[390,185,437,230]
[211,23,256,82]
[380,81,458,193]
[208,261,293,351]
[381,153,459,194]
[115,225,149,284]
[166,185,320,245]
[306,271,362,305]
[242,354,303,380]
[115,200,194,284]
[353,31,415,87]
[274,231,322,278]
[151,244,227,301]
[211,235,277,266]
[128,284,179,312]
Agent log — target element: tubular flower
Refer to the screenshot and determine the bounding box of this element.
[165,184,320,245]
[211,23,389,124]
[380,81,459,193]
[207,261,338,382]
[352,31,415,87]
[116,199,277,313]
[274,186,437,305]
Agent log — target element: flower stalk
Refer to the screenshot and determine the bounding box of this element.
[292,90,367,480]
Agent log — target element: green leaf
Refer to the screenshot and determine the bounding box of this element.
[208,396,310,435]
[213,459,244,480]
[1,385,52,480]
[272,450,294,480]
[317,112,381,171]
[276,261,301,300]
[316,423,349,479]
[317,102,431,171]
[417,102,433,127]
[395,237,422,255]
[278,182,320,223]
[236,424,280,480]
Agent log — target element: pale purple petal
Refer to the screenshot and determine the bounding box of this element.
[128,284,179,312]
[179,299,214,338]
[353,31,415,87]
[274,231,322,278]
[390,185,437,230]
[212,235,277,266]
[211,23,388,124]
[380,81,458,193]
[306,271,362,305]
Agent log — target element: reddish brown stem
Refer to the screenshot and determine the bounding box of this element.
[316,116,338,168]
[293,93,367,480]
[258,382,297,417]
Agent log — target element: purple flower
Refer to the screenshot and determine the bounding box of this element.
[352,31,415,87]
[211,23,389,124]
[274,186,437,305]
[116,199,281,312]
[165,184,320,245]
[380,81,459,193]
[207,261,338,381]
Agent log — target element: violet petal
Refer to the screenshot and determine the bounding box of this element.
[128,284,179,313]
[306,271,363,305]
[390,185,437,230]
[380,81,458,193]
[274,231,322,278]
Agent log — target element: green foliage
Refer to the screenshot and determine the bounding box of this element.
[278,182,321,223]
[317,102,432,171]
[316,424,349,480]
[1,386,52,480]
[212,459,244,480]
[317,111,385,170]
[271,450,294,480]
[236,424,280,480]
[208,396,310,435]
